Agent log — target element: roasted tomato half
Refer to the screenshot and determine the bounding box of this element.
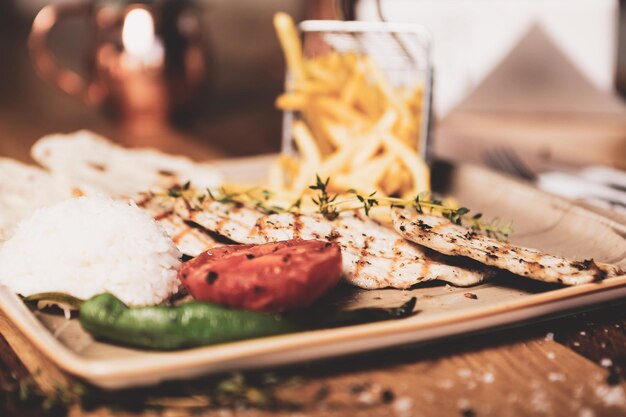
[178,239,343,312]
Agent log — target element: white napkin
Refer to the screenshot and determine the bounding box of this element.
[538,166,626,214]
[357,0,619,117]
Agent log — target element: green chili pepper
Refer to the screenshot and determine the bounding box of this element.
[80,293,300,350]
[25,293,417,350]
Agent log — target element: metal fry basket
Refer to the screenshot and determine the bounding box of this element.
[281,19,434,160]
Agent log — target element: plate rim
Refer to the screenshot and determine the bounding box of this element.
[1,274,625,388]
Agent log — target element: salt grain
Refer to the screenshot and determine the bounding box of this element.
[580,331,587,336]
[531,390,551,413]
[600,358,613,368]
[547,351,556,360]
[458,368,472,378]
[573,341,581,347]
[544,332,555,341]
[548,372,566,382]
[392,397,414,414]
[483,373,495,384]
[357,391,375,405]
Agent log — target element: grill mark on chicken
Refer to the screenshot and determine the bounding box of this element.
[154,210,174,221]
[181,201,492,288]
[189,204,253,241]
[250,217,264,239]
[171,226,214,249]
[135,193,153,208]
[410,239,429,278]
[391,208,623,285]
[387,239,401,277]
[134,194,220,256]
[213,214,230,235]
[172,227,192,243]
[161,215,219,256]
[429,220,447,234]
[183,220,237,245]
[354,235,374,277]
[293,213,304,239]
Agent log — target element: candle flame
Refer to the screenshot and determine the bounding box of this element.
[122,8,155,58]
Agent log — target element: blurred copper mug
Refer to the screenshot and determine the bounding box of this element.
[29,0,208,132]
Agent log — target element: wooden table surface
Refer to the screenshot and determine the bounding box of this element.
[1,115,626,417]
[1,299,625,416]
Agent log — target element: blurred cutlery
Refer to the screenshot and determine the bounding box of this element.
[484,147,626,212]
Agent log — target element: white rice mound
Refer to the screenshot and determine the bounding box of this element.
[0,196,181,306]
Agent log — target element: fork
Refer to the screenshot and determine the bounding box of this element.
[484,147,537,181]
[484,147,626,210]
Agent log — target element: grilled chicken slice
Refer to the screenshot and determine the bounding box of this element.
[135,193,221,257]
[391,209,623,285]
[179,200,493,289]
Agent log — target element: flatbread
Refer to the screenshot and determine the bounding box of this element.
[0,158,72,240]
[31,130,223,198]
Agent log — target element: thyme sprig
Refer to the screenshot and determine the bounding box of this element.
[307,176,513,241]
[162,183,298,215]
[208,187,297,215]
[161,176,513,241]
[309,175,339,220]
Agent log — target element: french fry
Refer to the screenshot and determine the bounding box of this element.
[319,143,357,178]
[318,119,350,148]
[288,80,339,95]
[290,121,324,193]
[273,13,306,81]
[381,132,430,194]
[354,82,385,119]
[342,152,395,189]
[292,120,321,165]
[304,59,341,86]
[268,154,304,192]
[331,174,378,194]
[282,155,300,186]
[267,157,285,191]
[302,110,333,156]
[340,67,364,105]
[291,160,316,194]
[397,169,414,198]
[375,108,398,131]
[313,96,369,127]
[365,153,396,185]
[275,93,308,111]
[350,133,383,169]
[348,110,397,168]
[380,158,404,196]
[364,56,411,123]
[320,51,349,75]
